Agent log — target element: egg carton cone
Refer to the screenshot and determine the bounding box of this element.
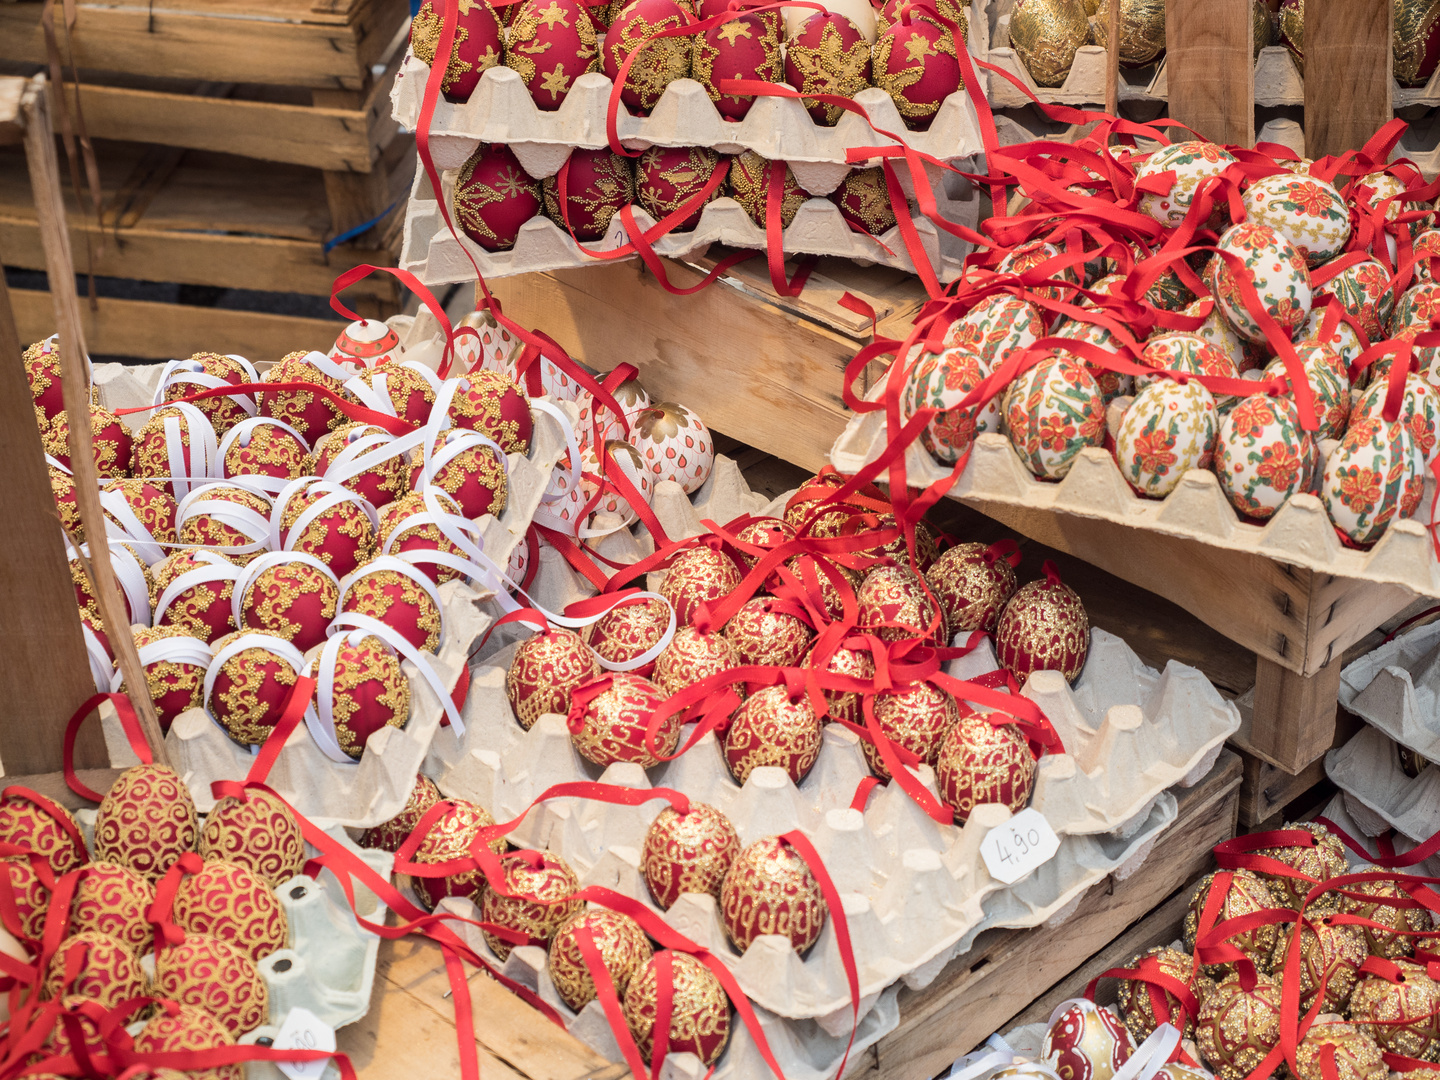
[1319,793,1440,879]
[830,400,1440,597]
[390,45,986,175]
[1257,117,1306,158]
[1395,110,1440,182]
[100,580,494,832]
[399,161,972,285]
[1338,618,1440,763]
[1325,723,1440,845]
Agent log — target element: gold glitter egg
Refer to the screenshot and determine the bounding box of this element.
[1349,958,1440,1062]
[653,626,742,699]
[42,931,147,1015]
[1183,870,1281,978]
[925,541,1019,638]
[623,951,731,1066]
[407,799,505,912]
[4,857,50,941]
[548,908,653,1011]
[507,627,602,729]
[361,773,442,854]
[723,684,822,785]
[1293,1021,1388,1080]
[309,632,411,760]
[172,860,287,963]
[481,851,583,961]
[857,564,943,644]
[571,672,682,768]
[1115,946,1213,1040]
[199,788,305,888]
[802,640,875,726]
[865,680,960,780]
[1194,973,1283,1080]
[134,1002,240,1080]
[660,546,743,626]
[642,803,742,910]
[731,517,795,570]
[719,835,827,955]
[94,764,199,883]
[1341,868,1434,958]
[154,932,268,1037]
[70,861,156,953]
[995,573,1090,685]
[584,596,671,676]
[0,789,87,877]
[781,553,863,622]
[1254,821,1347,912]
[1270,917,1367,1013]
[1042,1000,1136,1080]
[723,596,814,667]
[1009,0,1091,86]
[935,707,1036,823]
[1091,0,1166,66]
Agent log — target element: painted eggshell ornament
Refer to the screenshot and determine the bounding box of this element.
[782,553,861,621]
[1042,1000,1136,1080]
[445,367,532,453]
[694,12,782,119]
[602,0,692,112]
[94,763,198,883]
[1115,945,1213,1041]
[127,626,208,733]
[803,639,874,724]
[1292,1022,1388,1080]
[480,851,583,960]
[660,545,742,625]
[1210,221,1313,344]
[542,147,635,240]
[70,861,155,953]
[1182,298,1250,373]
[1215,394,1313,519]
[935,707,1036,822]
[723,684,822,784]
[729,151,810,229]
[308,633,410,760]
[996,240,1078,304]
[151,550,241,643]
[258,351,355,446]
[865,680,960,780]
[635,145,723,229]
[176,483,272,564]
[942,294,1043,372]
[338,559,444,653]
[720,836,827,957]
[43,931,147,1015]
[361,773,442,854]
[134,1003,240,1080]
[1269,919,1367,1013]
[236,554,339,653]
[1413,226,1440,281]
[309,423,408,510]
[0,789,87,877]
[153,933,269,1037]
[1135,141,1238,230]
[1115,379,1219,497]
[409,432,509,521]
[925,541,1018,637]
[856,563,943,644]
[548,909,653,1011]
[1183,869,1282,977]
[642,802,741,909]
[407,799,504,911]
[1241,173,1350,267]
[627,401,713,493]
[784,11,871,125]
[1002,353,1107,479]
[995,570,1090,683]
[273,479,377,580]
[206,632,305,747]
[1341,870,1435,959]
[504,0,601,109]
[571,673,681,767]
[830,166,897,235]
[1195,974,1284,1080]
[219,420,309,485]
[901,346,1002,466]
[1137,333,1239,399]
[131,404,218,502]
[623,951,731,1066]
[348,363,436,427]
[409,0,503,101]
[199,788,305,888]
[1321,416,1424,544]
[1053,317,1132,403]
[507,626,601,728]
[329,319,404,373]
[172,859,288,962]
[1314,257,1393,340]
[1008,0,1090,86]
[454,144,543,251]
[1349,958,1440,1061]
[653,626,742,698]
[377,489,469,585]
[585,595,672,674]
[871,16,961,130]
[158,353,255,438]
[1389,280,1440,383]
[581,439,653,524]
[1350,371,1440,467]
[1261,338,1351,441]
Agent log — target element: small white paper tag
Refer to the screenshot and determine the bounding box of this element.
[273,1007,336,1080]
[979,807,1061,885]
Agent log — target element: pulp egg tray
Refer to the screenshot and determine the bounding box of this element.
[1339,617,1440,763]
[1325,723,1440,846]
[830,394,1440,597]
[389,53,986,183]
[1314,793,1440,880]
[398,157,977,284]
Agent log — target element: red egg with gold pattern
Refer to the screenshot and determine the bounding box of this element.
[23,336,66,432]
[1349,960,1440,1064]
[275,480,377,581]
[641,802,741,909]
[93,763,199,883]
[1182,869,1282,979]
[780,553,862,622]
[131,405,218,502]
[173,860,288,963]
[84,405,134,479]
[309,422,408,510]
[151,550,240,644]
[723,683,821,784]
[378,489,469,585]
[361,773,442,854]
[623,951,731,1066]
[43,931,147,1016]
[455,144,543,252]
[542,147,635,241]
[258,351,356,446]
[0,788,87,877]
[723,596,813,668]
[481,851,584,960]
[865,680,960,780]
[857,563,943,644]
[219,420,309,485]
[199,788,306,888]
[51,465,83,541]
[925,541,1018,639]
[603,0,693,113]
[410,0,504,102]
[206,632,305,748]
[1293,1022,1388,1080]
[310,633,411,760]
[161,352,255,437]
[653,626,742,698]
[446,367,533,454]
[784,10,871,125]
[719,835,827,954]
[70,861,156,954]
[571,672,682,767]
[134,1002,241,1080]
[505,0,602,109]
[338,559,443,653]
[831,166,898,236]
[934,707,1036,823]
[995,574,1090,685]
[350,363,436,428]
[804,640,874,725]
[661,545,743,626]
[731,515,796,570]
[507,626,602,729]
[153,932,269,1037]
[694,12,782,119]
[237,555,338,653]
[729,150,811,229]
[635,145,725,230]
[177,484,272,565]
[4,858,50,941]
[409,431,510,520]
[407,798,505,912]
[584,595,672,676]
[103,476,179,549]
[548,908,654,1011]
[1270,918,1367,1014]
[872,16,961,130]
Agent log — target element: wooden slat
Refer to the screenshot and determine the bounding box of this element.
[1165,0,1254,146]
[9,287,346,361]
[860,752,1242,1080]
[49,0,371,25]
[0,77,24,148]
[1305,0,1392,159]
[0,0,406,90]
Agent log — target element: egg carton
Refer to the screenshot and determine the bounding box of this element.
[389,40,987,183]
[1338,617,1440,764]
[1314,793,1440,884]
[1324,723,1440,851]
[830,401,1440,600]
[398,152,977,285]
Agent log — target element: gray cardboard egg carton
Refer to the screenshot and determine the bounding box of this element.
[830,402,1440,599]
[398,148,978,284]
[1339,616,1440,770]
[1315,793,1440,882]
[1324,724,1440,850]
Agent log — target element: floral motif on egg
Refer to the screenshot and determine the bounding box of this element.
[1241,173,1350,267]
[943,293,1044,372]
[1321,416,1423,544]
[997,241,1078,304]
[902,346,1003,465]
[1215,394,1311,519]
[1352,373,1440,467]
[1002,354,1107,479]
[1209,221,1313,344]
[1115,380,1219,497]
[1314,257,1393,340]
[1261,343,1351,441]
[1134,141,1237,229]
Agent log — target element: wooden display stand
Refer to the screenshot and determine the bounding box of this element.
[0,0,413,358]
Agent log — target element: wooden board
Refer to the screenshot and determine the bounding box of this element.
[488,258,930,475]
[1165,0,1254,146]
[1305,0,1393,159]
[0,0,408,91]
[852,751,1242,1080]
[9,286,347,361]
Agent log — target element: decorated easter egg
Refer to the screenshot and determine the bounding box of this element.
[623,951,731,1065]
[1341,870,1435,958]
[1090,0,1165,65]
[455,144,543,251]
[1270,918,1367,1013]
[602,0,692,112]
[653,626,742,698]
[871,15,960,129]
[1183,298,1250,373]
[926,541,1018,637]
[901,346,1003,465]
[865,680,960,779]
[159,352,256,437]
[995,571,1089,683]
[176,483,272,564]
[504,0,600,108]
[571,673,681,767]
[635,145,723,230]
[1008,0,1090,86]
[507,626,601,728]
[409,430,509,520]
[997,239,1079,304]
[173,859,287,962]
[102,476,179,557]
[154,932,269,1036]
[857,563,942,644]
[407,799,504,912]
[0,789,87,877]
[273,478,376,580]
[1215,394,1312,519]
[122,626,206,733]
[642,803,741,909]
[481,851,583,960]
[70,861,156,953]
[723,684,822,784]
[579,439,653,525]
[131,403,218,502]
[783,11,871,125]
[626,401,714,492]
[945,293,1045,371]
[1114,945,1212,1041]
[309,422,408,509]
[724,596,813,666]
[152,550,242,643]
[1253,820,1349,912]
[258,351,356,446]
[361,773,442,854]
[1210,221,1313,344]
[235,552,339,653]
[829,166,897,235]
[409,0,504,101]
[1241,172,1350,267]
[1134,141,1238,230]
[1292,1022,1387,1080]
[94,763,198,883]
[1196,974,1284,1080]
[199,788,304,888]
[446,367,533,455]
[329,319,403,374]
[1182,869,1281,977]
[1395,0,1440,85]
[1413,226,1440,281]
[377,489,471,584]
[309,632,410,760]
[549,908,654,1011]
[780,552,862,621]
[23,335,68,432]
[719,836,826,954]
[585,595,672,673]
[205,632,306,747]
[1261,341,1350,441]
[1003,353,1107,479]
[1043,1000,1136,1080]
[71,405,132,480]
[729,151,811,229]
[1314,257,1393,341]
[1320,416,1424,544]
[542,147,634,240]
[1350,959,1440,1061]
[1351,371,1440,467]
[338,557,444,653]
[577,376,651,445]
[660,545,742,626]
[3,858,50,941]
[803,639,874,724]
[43,931,146,1013]
[134,1003,240,1080]
[218,418,309,485]
[693,11,782,119]
[1389,280,1440,381]
[1116,379,1219,496]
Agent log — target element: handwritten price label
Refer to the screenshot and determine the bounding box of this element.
[274,1007,337,1080]
[979,808,1060,885]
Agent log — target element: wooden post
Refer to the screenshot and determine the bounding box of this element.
[1304,0,1392,159]
[1165,0,1254,146]
[1246,654,1343,773]
[1105,0,1121,116]
[20,74,170,766]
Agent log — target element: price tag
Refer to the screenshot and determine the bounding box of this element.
[273,1007,336,1080]
[979,808,1060,885]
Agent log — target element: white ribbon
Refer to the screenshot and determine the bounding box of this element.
[1042,1001,1182,1080]
[153,355,259,417]
[381,486,491,584]
[150,402,218,501]
[45,454,71,475]
[545,591,675,673]
[217,417,311,494]
[328,610,463,736]
[316,424,426,491]
[68,539,154,628]
[270,477,380,554]
[175,482,274,558]
[231,550,342,633]
[153,550,243,630]
[82,622,113,693]
[111,632,212,693]
[530,398,581,505]
[335,554,447,648]
[306,632,359,763]
[98,486,165,566]
[203,632,316,744]
[294,350,354,385]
